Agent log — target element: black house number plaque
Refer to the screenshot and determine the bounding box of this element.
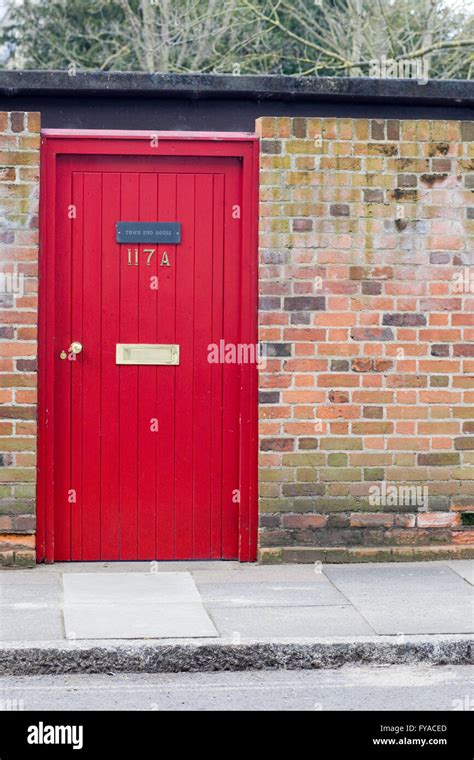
[116,222,181,244]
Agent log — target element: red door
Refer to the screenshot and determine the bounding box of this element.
[38,134,258,562]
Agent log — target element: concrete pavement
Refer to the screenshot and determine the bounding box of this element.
[0,560,472,672]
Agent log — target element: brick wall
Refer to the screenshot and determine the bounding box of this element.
[0,111,40,567]
[1,112,473,567]
[257,116,474,563]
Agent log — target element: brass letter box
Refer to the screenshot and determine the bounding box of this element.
[116,344,180,366]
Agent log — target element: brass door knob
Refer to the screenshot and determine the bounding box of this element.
[69,341,83,355]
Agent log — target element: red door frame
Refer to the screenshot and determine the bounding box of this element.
[37,130,259,563]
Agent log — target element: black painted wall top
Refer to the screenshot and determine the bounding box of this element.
[0,71,472,131]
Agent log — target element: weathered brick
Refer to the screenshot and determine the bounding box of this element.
[460,122,474,141]
[0,550,14,566]
[330,204,350,217]
[363,406,383,419]
[454,438,474,450]
[420,298,461,312]
[292,118,307,138]
[361,281,381,295]
[363,189,384,203]
[298,438,319,450]
[364,468,385,481]
[370,120,385,140]
[259,296,280,310]
[282,483,324,497]
[350,513,393,527]
[261,438,294,452]
[351,358,393,373]
[327,453,348,467]
[329,390,349,403]
[417,453,460,466]
[284,297,326,311]
[292,218,313,231]
[258,391,280,404]
[417,512,460,528]
[261,139,281,154]
[320,437,363,450]
[382,313,426,327]
[10,112,25,132]
[13,550,36,566]
[259,514,281,529]
[454,344,474,357]
[265,343,292,357]
[431,344,450,357]
[330,360,349,371]
[282,514,326,529]
[283,453,325,466]
[397,174,417,187]
[351,327,393,341]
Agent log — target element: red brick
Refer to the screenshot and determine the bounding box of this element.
[417,513,461,528]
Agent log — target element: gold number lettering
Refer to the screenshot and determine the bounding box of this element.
[126,248,139,266]
[126,248,157,266]
[144,248,156,266]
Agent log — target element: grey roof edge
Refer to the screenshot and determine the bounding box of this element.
[0,71,473,106]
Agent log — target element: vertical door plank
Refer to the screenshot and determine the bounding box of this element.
[210,174,225,558]
[119,172,140,559]
[70,172,84,560]
[155,173,177,558]
[81,173,102,560]
[100,172,121,559]
[137,172,158,559]
[174,174,195,559]
[54,163,73,560]
[193,174,214,558]
[221,164,241,559]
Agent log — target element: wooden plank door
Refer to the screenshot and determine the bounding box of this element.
[52,155,243,560]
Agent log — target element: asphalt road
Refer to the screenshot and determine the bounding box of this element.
[0,665,472,711]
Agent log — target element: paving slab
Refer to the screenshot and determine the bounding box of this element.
[324,564,473,635]
[62,572,201,604]
[446,560,474,585]
[62,572,217,640]
[0,576,63,641]
[207,604,375,639]
[0,570,63,587]
[0,609,64,642]
[0,584,61,606]
[64,602,218,640]
[196,579,347,607]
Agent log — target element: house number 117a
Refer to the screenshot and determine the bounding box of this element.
[126,248,156,266]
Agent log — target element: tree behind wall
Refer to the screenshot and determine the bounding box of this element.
[0,0,265,73]
[1,0,473,78]
[243,0,474,78]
